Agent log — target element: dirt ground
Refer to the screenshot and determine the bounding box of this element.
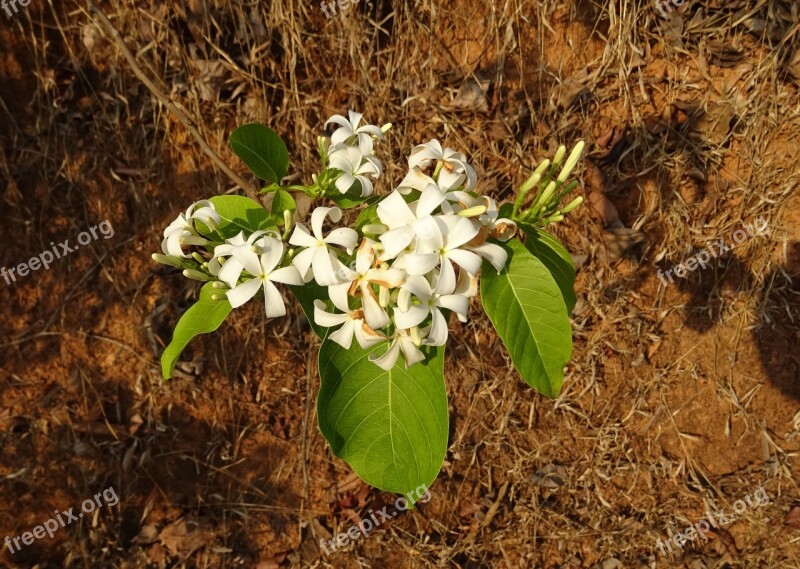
[1,0,799,567]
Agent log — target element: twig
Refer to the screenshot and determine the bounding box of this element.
[85,0,260,201]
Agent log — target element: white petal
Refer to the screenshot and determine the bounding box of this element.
[369,340,401,370]
[259,238,284,273]
[398,337,425,367]
[328,281,353,313]
[443,216,479,248]
[437,294,469,321]
[231,247,263,276]
[401,274,433,300]
[288,224,318,248]
[355,239,376,274]
[379,226,415,260]
[262,280,286,318]
[218,257,244,287]
[469,242,508,273]
[447,248,483,276]
[436,260,457,294]
[393,303,429,329]
[335,174,355,194]
[415,184,446,217]
[376,191,415,229]
[291,247,317,282]
[311,207,336,240]
[366,267,406,288]
[362,287,390,329]
[269,265,304,286]
[411,217,443,251]
[329,319,356,349]
[226,277,262,308]
[313,299,349,327]
[403,253,440,276]
[324,228,359,252]
[311,248,340,286]
[354,320,385,349]
[424,308,449,346]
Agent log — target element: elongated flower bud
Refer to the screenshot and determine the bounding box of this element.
[558,196,584,214]
[557,141,585,183]
[152,253,183,268]
[183,269,211,281]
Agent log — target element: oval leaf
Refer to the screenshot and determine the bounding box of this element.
[229,124,289,183]
[207,195,273,240]
[480,238,572,398]
[522,227,576,314]
[161,282,232,379]
[317,340,448,496]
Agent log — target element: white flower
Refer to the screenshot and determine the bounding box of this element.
[446,192,516,242]
[330,239,405,330]
[369,330,425,370]
[161,200,221,258]
[313,300,384,350]
[402,215,483,293]
[326,110,383,155]
[395,274,468,346]
[408,140,477,191]
[212,230,276,281]
[377,184,446,260]
[289,207,358,285]
[224,238,304,317]
[328,146,383,196]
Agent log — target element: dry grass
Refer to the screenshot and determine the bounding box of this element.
[1,0,799,567]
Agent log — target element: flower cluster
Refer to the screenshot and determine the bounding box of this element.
[323,111,385,197]
[153,112,521,371]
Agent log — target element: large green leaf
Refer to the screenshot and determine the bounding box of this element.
[288,282,331,339]
[480,238,572,398]
[161,282,232,379]
[317,340,448,496]
[522,228,576,314]
[207,195,274,240]
[229,124,289,183]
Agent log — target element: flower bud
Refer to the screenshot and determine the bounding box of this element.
[183,269,211,281]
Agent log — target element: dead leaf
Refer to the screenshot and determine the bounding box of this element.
[159,518,213,558]
[598,228,646,263]
[784,505,800,530]
[529,463,567,488]
[588,190,622,228]
[190,59,229,102]
[452,77,489,112]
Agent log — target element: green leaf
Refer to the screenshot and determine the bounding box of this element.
[229,124,289,183]
[161,282,232,379]
[206,195,274,240]
[521,228,576,314]
[288,282,331,339]
[317,340,448,497]
[480,238,573,398]
[355,198,382,231]
[328,188,371,209]
[268,189,296,224]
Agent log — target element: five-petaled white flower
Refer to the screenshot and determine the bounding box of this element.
[161,200,221,258]
[289,207,358,286]
[395,274,468,346]
[223,238,304,317]
[328,146,383,196]
[326,110,383,155]
[402,215,483,293]
[330,239,405,330]
[369,329,425,370]
[377,184,446,260]
[408,140,477,191]
[313,299,385,350]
